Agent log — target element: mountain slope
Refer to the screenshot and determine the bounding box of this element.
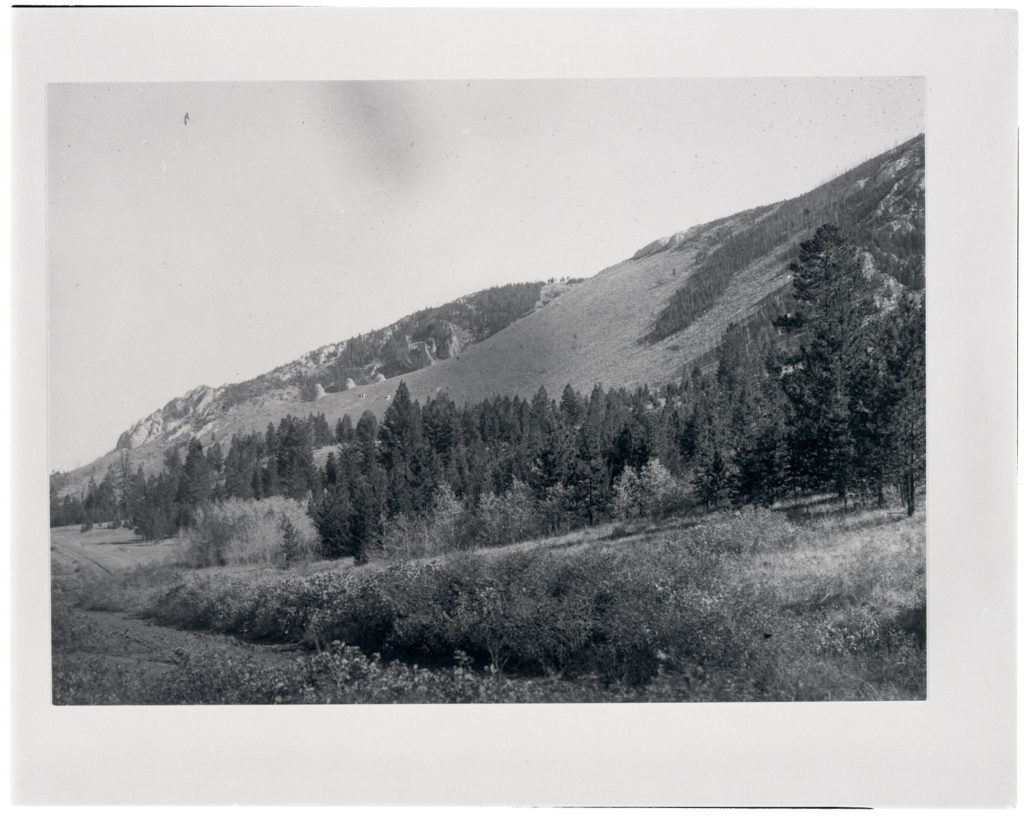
[59,134,924,492]
[113,280,551,451]
[648,134,924,342]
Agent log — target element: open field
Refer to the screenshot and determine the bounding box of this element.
[51,525,180,578]
[51,500,925,704]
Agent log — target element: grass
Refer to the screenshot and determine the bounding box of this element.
[52,498,925,703]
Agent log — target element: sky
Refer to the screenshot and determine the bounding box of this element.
[48,78,924,471]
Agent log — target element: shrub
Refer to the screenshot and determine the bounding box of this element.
[147,533,743,687]
[613,458,684,520]
[371,484,472,562]
[471,480,540,547]
[180,497,319,568]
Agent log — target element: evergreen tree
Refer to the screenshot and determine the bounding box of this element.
[694,448,729,510]
[422,392,460,467]
[310,480,353,558]
[275,416,316,499]
[335,413,355,445]
[530,422,574,498]
[379,382,428,514]
[206,440,225,495]
[559,384,583,427]
[262,423,282,497]
[178,438,213,524]
[776,225,874,502]
[885,295,926,515]
[323,451,339,487]
[731,409,789,507]
[355,411,378,473]
[279,514,300,567]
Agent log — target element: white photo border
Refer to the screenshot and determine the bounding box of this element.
[11,7,1018,807]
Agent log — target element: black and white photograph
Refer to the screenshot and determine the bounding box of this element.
[47,75,927,706]
[11,7,1016,808]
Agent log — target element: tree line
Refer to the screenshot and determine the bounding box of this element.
[52,225,924,557]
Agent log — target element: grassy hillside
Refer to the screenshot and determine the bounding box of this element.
[53,499,924,703]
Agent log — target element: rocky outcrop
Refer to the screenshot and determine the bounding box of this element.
[115,385,228,450]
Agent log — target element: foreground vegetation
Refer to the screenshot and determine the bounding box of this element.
[52,502,925,704]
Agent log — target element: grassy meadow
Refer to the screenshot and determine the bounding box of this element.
[51,497,925,704]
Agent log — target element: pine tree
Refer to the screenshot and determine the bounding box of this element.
[776,224,874,502]
[178,438,213,524]
[422,392,460,466]
[323,451,339,487]
[335,413,354,444]
[694,448,729,510]
[559,384,583,427]
[310,481,352,558]
[262,423,282,497]
[355,411,378,474]
[379,382,428,515]
[886,295,925,515]
[279,514,300,568]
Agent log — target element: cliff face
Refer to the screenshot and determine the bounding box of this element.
[115,385,228,451]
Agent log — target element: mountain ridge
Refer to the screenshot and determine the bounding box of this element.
[58,134,924,494]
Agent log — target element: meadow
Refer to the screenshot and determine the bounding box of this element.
[51,497,925,704]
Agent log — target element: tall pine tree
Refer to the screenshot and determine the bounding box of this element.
[776,225,874,502]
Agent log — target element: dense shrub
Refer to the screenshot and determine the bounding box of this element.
[472,480,539,546]
[613,458,684,520]
[181,497,319,567]
[145,527,754,686]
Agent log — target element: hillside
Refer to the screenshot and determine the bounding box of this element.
[59,134,924,492]
[113,280,550,451]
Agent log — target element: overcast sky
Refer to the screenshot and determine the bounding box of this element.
[48,78,924,471]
